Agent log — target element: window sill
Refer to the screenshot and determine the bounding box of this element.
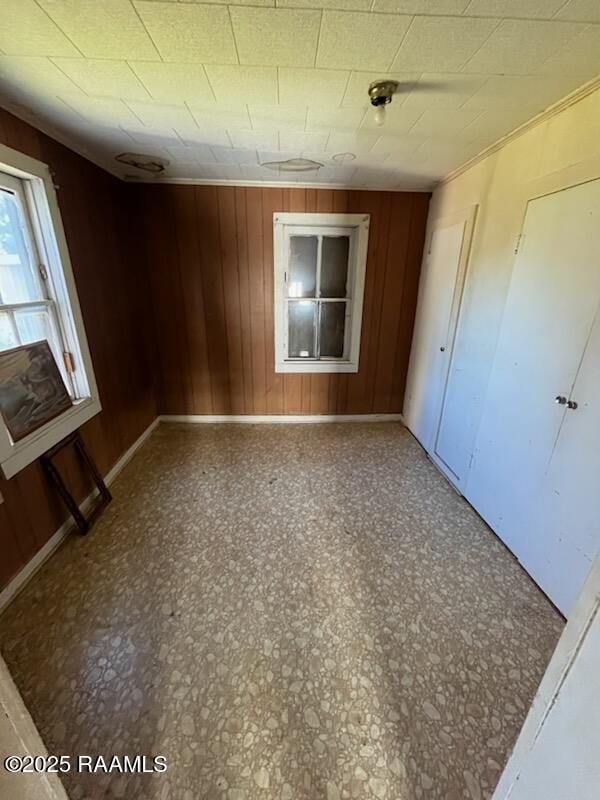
[275,360,359,374]
[0,396,102,479]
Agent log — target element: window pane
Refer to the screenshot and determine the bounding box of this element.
[0,312,18,350]
[288,301,316,358]
[0,189,41,303]
[14,307,69,390]
[288,236,317,298]
[320,302,346,358]
[321,236,349,298]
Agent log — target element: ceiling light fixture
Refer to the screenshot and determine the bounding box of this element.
[368,79,399,127]
[115,152,169,173]
[261,157,323,173]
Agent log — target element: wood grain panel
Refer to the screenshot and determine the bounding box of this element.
[0,109,156,592]
[139,184,430,417]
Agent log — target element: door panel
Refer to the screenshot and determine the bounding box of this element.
[467,179,600,612]
[405,207,476,466]
[518,303,600,615]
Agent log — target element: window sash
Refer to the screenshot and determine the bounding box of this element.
[0,172,74,393]
[284,226,354,362]
[0,298,72,391]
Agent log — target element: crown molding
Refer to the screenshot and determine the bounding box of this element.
[0,99,123,180]
[438,75,600,187]
[123,176,434,192]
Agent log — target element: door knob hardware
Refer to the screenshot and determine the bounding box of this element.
[567,399,578,410]
[555,395,567,405]
[440,346,446,352]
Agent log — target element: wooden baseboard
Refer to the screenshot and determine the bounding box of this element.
[159,413,404,424]
[0,418,160,613]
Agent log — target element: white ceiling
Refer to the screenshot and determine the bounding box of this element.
[0,0,599,189]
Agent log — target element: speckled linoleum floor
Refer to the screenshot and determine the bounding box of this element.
[0,423,563,800]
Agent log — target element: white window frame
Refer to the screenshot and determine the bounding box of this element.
[0,143,101,479]
[274,212,369,374]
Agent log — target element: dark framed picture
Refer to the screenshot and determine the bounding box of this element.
[0,340,72,442]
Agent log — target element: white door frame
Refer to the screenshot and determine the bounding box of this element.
[426,204,478,488]
[492,556,600,799]
[0,655,69,799]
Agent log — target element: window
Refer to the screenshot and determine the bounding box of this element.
[0,144,100,479]
[274,213,369,373]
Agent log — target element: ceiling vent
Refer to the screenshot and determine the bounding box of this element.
[115,152,170,173]
[261,157,323,173]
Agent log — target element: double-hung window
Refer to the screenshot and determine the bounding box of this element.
[274,213,369,373]
[0,144,100,478]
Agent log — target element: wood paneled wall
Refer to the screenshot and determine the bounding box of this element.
[0,110,156,591]
[137,184,429,416]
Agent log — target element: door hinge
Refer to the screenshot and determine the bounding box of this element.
[63,351,75,373]
[39,263,49,281]
[514,233,524,255]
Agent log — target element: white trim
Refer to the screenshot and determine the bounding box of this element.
[0,657,69,800]
[439,75,600,187]
[273,212,369,374]
[0,417,159,613]
[159,414,403,423]
[124,176,434,191]
[0,100,122,180]
[0,143,102,478]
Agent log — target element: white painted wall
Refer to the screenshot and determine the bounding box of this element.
[492,558,600,800]
[410,82,600,489]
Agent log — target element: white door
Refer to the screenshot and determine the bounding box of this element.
[404,207,476,465]
[517,303,600,614]
[492,559,600,800]
[467,179,600,614]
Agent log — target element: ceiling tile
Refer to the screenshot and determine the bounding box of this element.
[277,0,370,8]
[229,130,279,150]
[460,108,535,141]
[401,73,490,108]
[211,147,259,165]
[190,105,252,130]
[126,101,198,131]
[306,107,367,132]
[59,93,141,126]
[391,15,500,72]
[462,74,587,111]
[0,56,82,98]
[278,131,329,151]
[249,106,307,131]
[408,108,483,138]
[0,0,80,56]
[370,132,424,156]
[230,8,321,67]
[463,19,587,74]
[534,25,600,76]
[39,0,158,59]
[555,0,600,22]
[122,126,181,148]
[462,0,565,18]
[317,11,413,71]
[134,1,238,64]
[205,65,278,105]
[258,149,303,162]
[373,0,469,12]
[176,128,232,147]
[129,62,215,105]
[52,58,151,101]
[341,71,419,106]
[278,68,350,107]
[325,131,379,152]
[166,144,217,164]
